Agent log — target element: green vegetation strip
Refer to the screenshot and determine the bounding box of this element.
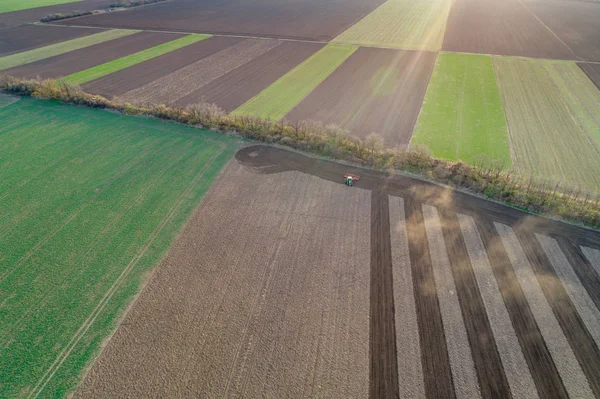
[0,94,19,108]
[0,97,239,398]
[0,29,139,71]
[0,0,80,13]
[332,0,451,50]
[63,34,211,86]
[412,53,511,166]
[232,44,357,120]
[544,62,600,150]
[493,57,600,192]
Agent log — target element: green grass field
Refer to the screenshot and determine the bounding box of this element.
[0,29,138,71]
[493,57,600,192]
[544,62,600,150]
[62,34,211,86]
[0,0,80,13]
[412,53,511,166]
[0,97,239,397]
[332,0,451,50]
[232,44,357,120]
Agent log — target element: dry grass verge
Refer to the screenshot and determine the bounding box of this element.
[2,75,599,229]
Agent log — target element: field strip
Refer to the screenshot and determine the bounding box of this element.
[388,196,425,398]
[542,61,600,152]
[35,22,600,64]
[0,0,80,13]
[28,144,227,398]
[120,38,280,105]
[536,234,600,349]
[61,34,210,86]
[494,223,594,398]
[411,53,511,165]
[332,0,451,51]
[232,44,357,120]
[0,29,139,71]
[458,215,538,399]
[493,56,600,191]
[581,246,600,275]
[422,204,482,399]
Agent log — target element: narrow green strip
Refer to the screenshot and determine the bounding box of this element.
[232,44,357,120]
[412,53,511,166]
[63,34,211,86]
[0,0,80,13]
[0,29,139,71]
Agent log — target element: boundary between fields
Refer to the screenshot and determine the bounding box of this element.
[32,22,600,64]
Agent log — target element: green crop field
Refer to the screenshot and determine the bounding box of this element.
[0,97,239,397]
[493,57,600,192]
[62,34,211,86]
[232,44,357,120]
[0,0,80,13]
[0,94,19,108]
[544,62,600,149]
[332,0,451,50]
[0,29,138,71]
[412,53,511,166]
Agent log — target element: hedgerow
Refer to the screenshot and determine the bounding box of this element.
[2,75,599,229]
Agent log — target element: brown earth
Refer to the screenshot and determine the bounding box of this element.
[75,156,371,398]
[119,38,280,105]
[579,63,600,89]
[0,25,102,57]
[56,0,385,41]
[0,0,114,29]
[2,31,183,79]
[174,41,323,112]
[442,0,577,59]
[81,36,242,98]
[286,48,436,147]
[74,145,600,398]
[524,0,600,61]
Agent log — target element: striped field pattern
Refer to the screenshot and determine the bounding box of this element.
[387,196,600,398]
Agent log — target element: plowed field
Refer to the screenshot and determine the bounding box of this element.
[286,47,435,147]
[0,25,99,57]
[73,145,600,398]
[442,0,577,59]
[56,0,385,41]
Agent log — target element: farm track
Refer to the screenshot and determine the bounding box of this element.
[286,47,435,147]
[81,36,242,99]
[74,145,600,398]
[3,31,183,79]
[174,41,323,112]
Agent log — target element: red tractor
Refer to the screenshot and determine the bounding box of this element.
[344,173,360,186]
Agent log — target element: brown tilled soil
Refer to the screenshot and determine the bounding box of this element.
[0,0,113,29]
[174,41,323,112]
[81,36,243,98]
[0,25,101,57]
[56,0,384,41]
[285,48,436,147]
[75,158,371,398]
[120,38,281,105]
[442,0,577,59]
[74,146,600,398]
[524,0,600,62]
[3,31,183,79]
[579,63,600,89]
